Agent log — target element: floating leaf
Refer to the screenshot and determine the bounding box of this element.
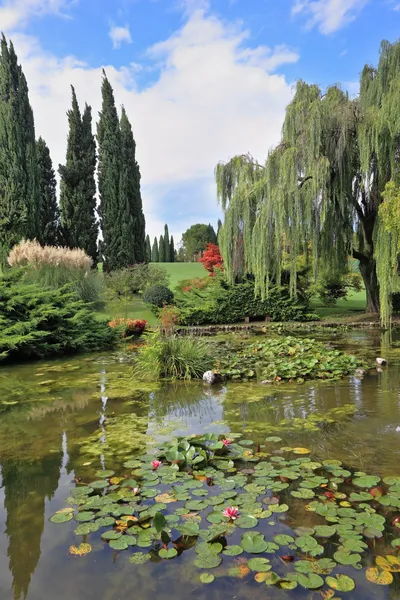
[200,573,215,584]
[129,553,150,565]
[314,525,336,538]
[241,532,268,554]
[247,557,271,572]
[194,553,222,569]
[49,509,74,523]
[90,480,109,489]
[68,543,92,556]
[274,534,295,545]
[159,547,177,559]
[235,515,258,529]
[223,545,243,556]
[333,550,362,566]
[376,555,400,572]
[263,572,281,585]
[101,530,122,541]
[109,538,129,551]
[74,523,99,535]
[292,448,310,455]
[326,574,355,592]
[95,470,114,478]
[265,437,282,443]
[352,475,381,488]
[366,568,393,585]
[75,511,95,523]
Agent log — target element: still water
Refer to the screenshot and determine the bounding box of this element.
[0,330,400,599]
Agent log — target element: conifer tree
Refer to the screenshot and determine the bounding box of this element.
[164,224,171,262]
[145,235,151,262]
[59,86,98,261]
[152,237,159,262]
[170,235,175,263]
[36,137,59,246]
[159,234,165,262]
[119,107,146,265]
[0,35,40,262]
[97,72,121,272]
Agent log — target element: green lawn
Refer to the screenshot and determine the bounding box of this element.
[311,289,366,318]
[98,262,206,323]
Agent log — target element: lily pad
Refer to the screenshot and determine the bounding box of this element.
[194,553,222,569]
[241,532,268,554]
[333,550,362,566]
[247,557,271,572]
[274,534,295,545]
[90,480,109,489]
[326,574,356,592]
[223,545,243,556]
[109,538,129,550]
[366,567,393,585]
[129,552,151,565]
[49,509,74,523]
[101,530,122,541]
[200,573,215,584]
[235,515,259,529]
[159,547,178,559]
[75,511,95,523]
[352,475,381,488]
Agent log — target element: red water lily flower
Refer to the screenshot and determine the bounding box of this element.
[222,439,232,446]
[151,460,162,470]
[223,507,240,520]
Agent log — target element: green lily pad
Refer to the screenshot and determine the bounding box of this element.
[314,525,336,538]
[49,509,74,523]
[96,517,115,527]
[352,475,381,488]
[265,437,282,443]
[95,470,114,478]
[274,534,295,545]
[295,535,318,552]
[295,573,324,589]
[101,530,122,541]
[334,550,362,566]
[241,532,268,554]
[75,511,95,522]
[90,480,109,489]
[109,538,129,550]
[235,515,259,529]
[74,522,99,535]
[248,557,271,572]
[223,545,243,556]
[194,553,222,569]
[159,547,178,559]
[200,573,215,584]
[326,574,356,592]
[263,572,281,585]
[129,552,150,564]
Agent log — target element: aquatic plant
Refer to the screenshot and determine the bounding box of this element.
[134,334,213,380]
[52,431,400,594]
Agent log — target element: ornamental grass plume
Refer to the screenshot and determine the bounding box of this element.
[8,239,92,271]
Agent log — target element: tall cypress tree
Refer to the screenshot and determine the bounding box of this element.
[145,235,151,262]
[164,224,171,262]
[170,235,175,263]
[36,137,59,246]
[159,234,165,262]
[59,86,98,262]
[152,237,159,262]
[0,35,40,263]
[97,72,121,272]
[119,107,146,265]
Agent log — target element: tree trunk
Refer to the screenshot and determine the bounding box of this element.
[358,259,380,314]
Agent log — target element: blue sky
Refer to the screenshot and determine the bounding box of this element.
[1,0,399,243]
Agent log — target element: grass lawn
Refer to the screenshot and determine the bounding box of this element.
[312,289,366,318]
[98,262,206,324]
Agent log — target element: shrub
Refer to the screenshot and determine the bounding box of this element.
[199,243,223,275]
[158,305,182,332]
[0,271,116,362]
[177,278,317,325]
[109,317,147,338]
[105,264,170,298]
[143,285,174,308]
[315,270,363,306]
[134,334,213,380]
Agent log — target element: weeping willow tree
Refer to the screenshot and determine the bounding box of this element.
[216,39,400,325]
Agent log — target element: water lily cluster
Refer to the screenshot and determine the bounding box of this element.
[50,432,400,594]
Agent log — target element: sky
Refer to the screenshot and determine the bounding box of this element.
[0,0,399,245]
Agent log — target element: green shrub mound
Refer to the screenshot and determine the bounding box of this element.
[134,334,212,380]
[143,285,174,308]
[0,271,116,362]
[178,280,317,325]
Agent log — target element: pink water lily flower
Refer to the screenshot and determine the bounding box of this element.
[223,506,240,520]
[222,439,232,446]
[132,487,140,495]
[151,460,162,470]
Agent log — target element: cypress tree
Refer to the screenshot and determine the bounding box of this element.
[159,234,165,262]
[0,35,40,263]
[97,72,121,272]
[119,107,146,265]
[36,137,59,246]
[152,237,159,262]
[170,235,175,263]
[59,87,98,262]
[164,224,171,262]
[145,235,151,262]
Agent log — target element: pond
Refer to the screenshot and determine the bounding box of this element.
[1,329,400,599]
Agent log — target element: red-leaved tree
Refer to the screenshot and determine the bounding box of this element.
[199,243,223,275]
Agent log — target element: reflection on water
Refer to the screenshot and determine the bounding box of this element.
[0,330,400,598]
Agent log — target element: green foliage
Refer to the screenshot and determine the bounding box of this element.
[36,137,59,246]
[145,235,151,262]
[217,336,366,382]
[106,265,170,301]
[313,270,363,307]
[177,277,317,325]
[134,334,213,380]
[0,35,40,263]
[143,285,174,308]
[216,40,400,322]
[170,236,175,263]
[164,224,171,262]
[152,237,159,262]
[159,235,165,262]
[59,87,98,262]
[182,223,218,261]
[0,270,116,362]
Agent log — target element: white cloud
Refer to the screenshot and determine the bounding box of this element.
[109,25,132,49]
[9,7,297,241]
[0,0,74,31]
[292,0,369,34]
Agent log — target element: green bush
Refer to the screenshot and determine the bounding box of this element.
[0,271,116,362]
[105,264,170,298]
[134,334,213,380]
[177,278,317,325]
[143,285,174,308]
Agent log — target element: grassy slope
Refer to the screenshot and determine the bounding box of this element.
[100,263,205,323]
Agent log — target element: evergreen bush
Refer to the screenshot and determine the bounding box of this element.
[143,285,174,308]
[0,271,116,362]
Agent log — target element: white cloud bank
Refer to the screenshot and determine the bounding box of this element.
[6,6,298,241]
[109,25,132,49]
[292,0,369,34]
[0,0,74,31]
